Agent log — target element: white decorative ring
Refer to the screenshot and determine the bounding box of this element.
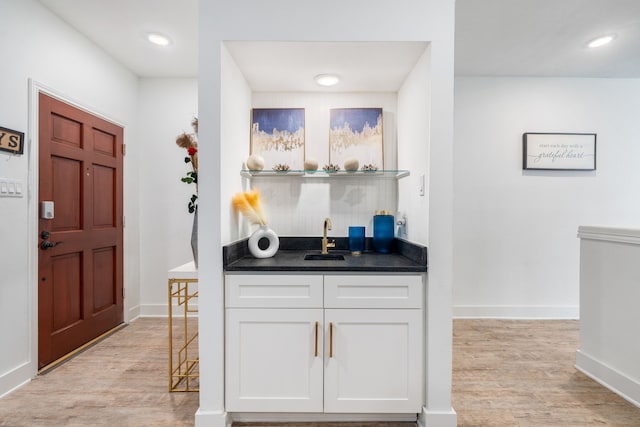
[248,226,279,258]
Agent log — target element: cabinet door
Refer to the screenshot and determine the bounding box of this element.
[324,309,423,413]
[226,308,323,412]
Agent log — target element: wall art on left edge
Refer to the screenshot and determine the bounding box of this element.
[250,108,305,171]
[0,126,25,155]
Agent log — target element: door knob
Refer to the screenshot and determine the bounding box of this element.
[40,240,62,250]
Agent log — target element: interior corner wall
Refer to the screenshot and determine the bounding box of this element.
[137,78,198,316]
[453,77,640,319]
[0,0,139,397]
[398,46,432,246]
[220,44,253,245]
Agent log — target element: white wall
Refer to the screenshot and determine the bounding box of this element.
[220,45,253,244]
[398,46,432,245]
[137,78,198,316]
[244,92,398,240]
[576,227,640,407]
[453,77,640,318]
[0,0,139,397]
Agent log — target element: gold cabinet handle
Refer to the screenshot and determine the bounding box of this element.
[329,322,333,358]
[314,321,319,357]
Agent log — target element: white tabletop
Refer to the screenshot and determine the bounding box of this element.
[168,261,198,280]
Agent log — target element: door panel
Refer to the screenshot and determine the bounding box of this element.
[51,156,81,230]
[51,253,83,330]
[93,127,117,156]
[93,247,116,312]
[38,93,124,368]
[51,113,82,148]
[92,165,115,227]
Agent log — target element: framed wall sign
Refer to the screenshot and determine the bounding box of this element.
[250,108,305,170]
[523,133,596,171]
[329,108,383,170]
[0,126,25,155]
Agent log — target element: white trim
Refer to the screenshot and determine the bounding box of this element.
[26,79,41,391]
[127,304,141,321]
[138,303,200,317]
[453,305,579,319]
[229,412,418,423]
[0,362,32,399]
[29,81,126,127]
[417,406,457,427]
[195,409,232,427]
[575,350,640,409]
[138,304,170,317]
[577,226,640,245]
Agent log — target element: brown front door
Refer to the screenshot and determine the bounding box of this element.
[38,93,124,369]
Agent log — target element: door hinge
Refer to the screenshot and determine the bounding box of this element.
[122,288,125,299]
[122,144,126,155]
[122,215,125,227]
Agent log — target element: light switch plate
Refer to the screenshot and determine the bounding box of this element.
[0,178,23,198]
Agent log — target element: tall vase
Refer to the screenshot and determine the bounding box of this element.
[248,225,279,258]
[191,211,198,267]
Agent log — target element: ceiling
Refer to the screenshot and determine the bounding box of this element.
[37,0,640,89]
[455,0,640,78]
[224,41,429,92]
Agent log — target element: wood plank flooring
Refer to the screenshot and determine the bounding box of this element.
[0,318,198,427]
[453,319,640,426]
[0,318,638,426]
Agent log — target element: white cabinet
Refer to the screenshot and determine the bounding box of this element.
[324,308,423,413]
[226,308,323,412]
[224,273,424,414]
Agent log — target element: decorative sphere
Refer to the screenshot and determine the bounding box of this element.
[344,158,359,172]
[304,158,318,171]
[246,154,265,171]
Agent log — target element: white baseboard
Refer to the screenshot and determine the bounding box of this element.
[195,409,231,427]
[138,303,200,318]
[0,361,33,399]
[453,305,579,319]
[127,304,141,322]
[417,406,457,427]
[575,350,640,408]
[229,413,417,423]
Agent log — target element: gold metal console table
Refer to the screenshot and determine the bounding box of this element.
[168,261,198,392]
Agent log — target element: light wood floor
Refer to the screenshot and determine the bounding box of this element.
[0,318,638,426]
[453,319,639,426]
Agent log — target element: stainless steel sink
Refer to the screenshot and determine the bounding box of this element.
[304,253,345,261]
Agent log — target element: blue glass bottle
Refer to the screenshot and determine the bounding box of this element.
[373,211,394,253]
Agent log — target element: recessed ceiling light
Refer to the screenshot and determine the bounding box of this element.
[147,32,172,47]
[314,74,340,87]
[587,34,615,48]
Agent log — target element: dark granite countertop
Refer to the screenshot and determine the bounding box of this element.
[223,237,427,272]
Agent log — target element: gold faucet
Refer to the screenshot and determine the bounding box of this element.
[322,217,335,254]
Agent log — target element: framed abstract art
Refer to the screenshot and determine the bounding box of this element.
[329,108,383,170]
[250,108,305,170]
